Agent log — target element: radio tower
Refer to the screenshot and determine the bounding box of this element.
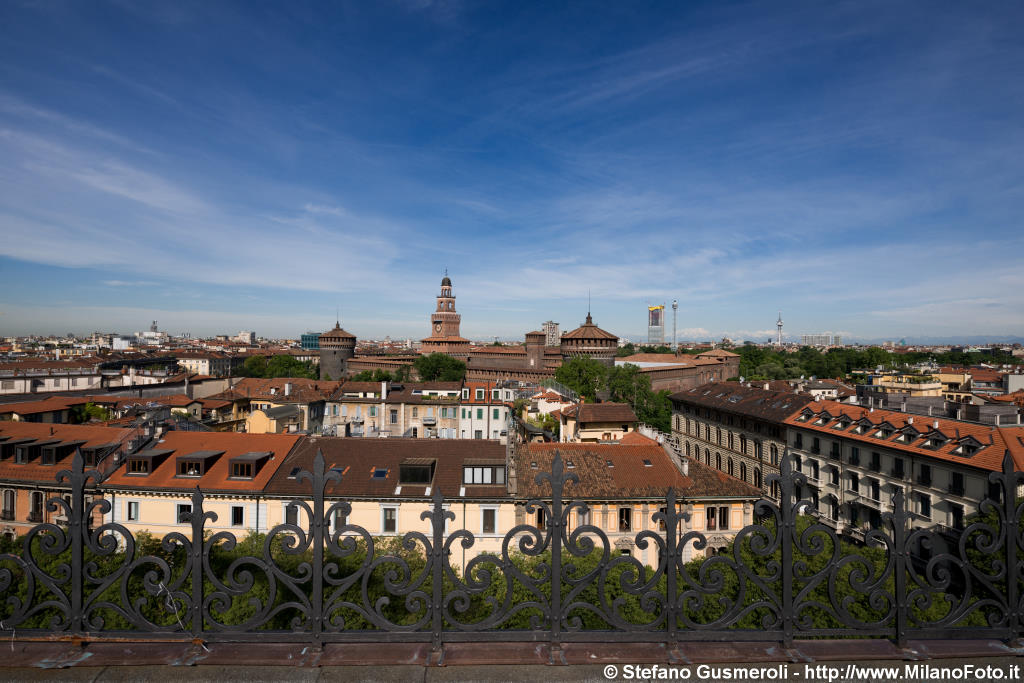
[776,311,784,346]
[672,299,678,351]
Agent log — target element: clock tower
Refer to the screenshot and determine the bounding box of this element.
[421,272,471,358]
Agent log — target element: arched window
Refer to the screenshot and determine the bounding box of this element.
[740,435,747,454]
[705,449,710,465]
[685,442,691,457]
[715,453,722,470]
[727,458,734,476]
[740,463,747,482]
[754,468,762,489]
[716,427,722,444]
[770,445,778,466]
[728,433,734,450]
[771,481,780,499]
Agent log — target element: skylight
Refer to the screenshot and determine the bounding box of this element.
[372,468,388,479]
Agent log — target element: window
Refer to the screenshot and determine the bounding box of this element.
[892,458,905,478]
[231,462,253,478]
[811,437,820,454]
[382,506,397,533]
[492,408,499,420]
[794,433,803,449]
[727,458,734,476]
[869,452,881,472]
[718,506,729,530]
[285,503,299,526]
[618,507,632,532]
[333,507,347,530]
[770,445,778,466]
[2,489,13,516]
[389,410,398,425]
[125,501,139,521]
[868,478,880,502]
[41,448,55,466]
[475,389,484,400]
[463,466,504,485]
[492,390,499,400]
[850,472,859,494]
[412,407,418,418]
[372,468,388,479]
[400,465,431,484]
[536,508,546,529]
[578,507,590,528]
[754,469,762,489]
[128,459,149,474]
[462,389,469,400]
[949,472,964,496]
[830,467,839,486]
[481,507,497,535]
[231,506,244,526]
[177,504,192,524]
[474,430,483,439]
[369,406,377,417]
[849,447,860,467]
[476,408,483,420]
[917,493,931,518]
[917,464,932,486]
[950,503,964,530]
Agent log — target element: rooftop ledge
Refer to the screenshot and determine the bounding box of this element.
[2,638,1019,671]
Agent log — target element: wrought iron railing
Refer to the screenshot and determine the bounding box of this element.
[0,449,1022,655]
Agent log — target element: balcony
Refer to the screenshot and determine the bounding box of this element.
[948,484,965,496]
[846,489,883,510]
[421,417,437,426]
[0,509,13,521]
[890,468,905,479]
[27,511,42,523]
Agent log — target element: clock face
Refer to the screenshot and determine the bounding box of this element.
[435,324,442,332]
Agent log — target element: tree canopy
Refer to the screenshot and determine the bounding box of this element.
[413,353,467,382]
[239,354,319,379]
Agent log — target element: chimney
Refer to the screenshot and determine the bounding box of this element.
[907,416,913,424]
[285,382,292,397]
[995,414,1000,426]
[381,380,388,400]
[927,405,933,416]
[933,420,939,429]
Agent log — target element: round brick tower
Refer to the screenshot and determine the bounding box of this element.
[319,320,356,380]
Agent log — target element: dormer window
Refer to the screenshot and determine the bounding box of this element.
[178,460,203,477]
[227,451,271,479]
[231,462,253,478]
[128,459,149,474]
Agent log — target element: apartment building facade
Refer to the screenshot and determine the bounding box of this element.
[670,383,813,496]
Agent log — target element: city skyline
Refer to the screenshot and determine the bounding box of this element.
[2,1,1023,340]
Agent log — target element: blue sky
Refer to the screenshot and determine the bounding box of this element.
[1,1,1022,343]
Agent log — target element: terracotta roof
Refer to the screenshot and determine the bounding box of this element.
[787,400,1024,472]
[563,402,637,424]
[0,395,89,416]
[695,349,740,358]
[209,378,342,403]
[265,438,508,499]
[519,441,759,499]
[320,323,356,340]
[0,423,135,484]
[560,314,618,341]
[671,382,814,421]
[103,431,302,493]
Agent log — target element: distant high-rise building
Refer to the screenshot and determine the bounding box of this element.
[801,333,842,346]
[648,304,665,345]
[543,320,560,347]
[776,312,784,345]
